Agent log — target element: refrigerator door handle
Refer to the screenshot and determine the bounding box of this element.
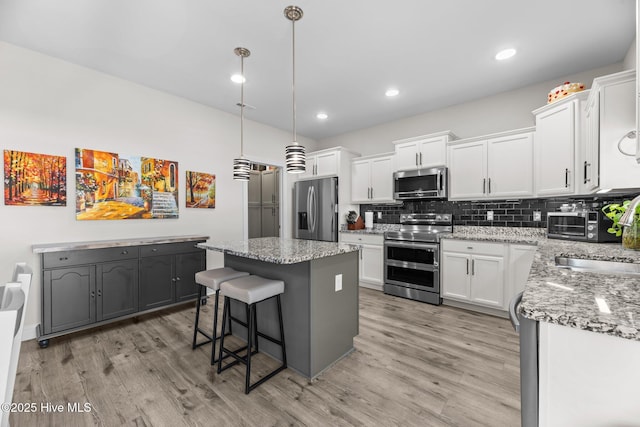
[309,185,317,233]
[307,185,313,232]
[313,186,318,233]
[509,291,524,332]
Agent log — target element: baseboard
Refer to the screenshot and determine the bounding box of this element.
[21,323,38,341]
[442,299,508,318]
[359,282,383,291]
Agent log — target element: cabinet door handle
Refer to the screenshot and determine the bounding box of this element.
[487,178,491,194]
[152,248,158,252]
[466,259,469,275]
[176,277,181,281]
[565,168,569,187]
[482,178,486,194]
[415,153,419,166]
[419,152,423,166]
[370,187,374,199]
[59,256,68,261]
[471,259,475,275]
[171,278,177,282]
[121,250,128,255]
[97,289,102,297]
[91,291,95,298]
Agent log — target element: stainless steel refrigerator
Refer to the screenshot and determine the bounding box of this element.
[294,177,338,242]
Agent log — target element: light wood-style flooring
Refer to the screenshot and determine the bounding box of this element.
[11,288,520,426]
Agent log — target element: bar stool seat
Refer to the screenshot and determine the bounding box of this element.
[192,267,249,364]
[217,275,287,394]
[195,267,249,291]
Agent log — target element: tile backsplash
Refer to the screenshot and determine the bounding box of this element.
[358,193,637,228]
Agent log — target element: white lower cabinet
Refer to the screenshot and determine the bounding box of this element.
[441,239,535,312]
[539,322,640,426]
[340,232,384,290]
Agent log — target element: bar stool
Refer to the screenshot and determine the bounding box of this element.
[217,275,287,394]
[192,267,249,364]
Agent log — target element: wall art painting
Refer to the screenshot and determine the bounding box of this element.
[75,148,179,220]
[185,171,215,208]
[4,150,67,206]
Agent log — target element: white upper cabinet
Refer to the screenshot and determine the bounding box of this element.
[393,131,457,171]
[584,70,640,192]
[533,92,588,197]
[486,132,535,198]
[448,140,486,199]
[298,148,340,179]
[351,153,395,203]
[637,3,640,164]
[448,129,535,200]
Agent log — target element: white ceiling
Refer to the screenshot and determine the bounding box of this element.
[0,0,635,141]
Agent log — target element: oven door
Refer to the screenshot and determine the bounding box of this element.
[547,213,588,241]
[384,240,439,292]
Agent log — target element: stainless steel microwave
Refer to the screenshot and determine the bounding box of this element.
[393,166,448,200]
[547,211,620,243]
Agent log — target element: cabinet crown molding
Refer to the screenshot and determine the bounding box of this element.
[392,130,458,145]
[447,127,535,146]
[532,90,590,116]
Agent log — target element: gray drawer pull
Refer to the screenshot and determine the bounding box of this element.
[59,256,68,261]
[152,248,158,252]
[121,250,128,255]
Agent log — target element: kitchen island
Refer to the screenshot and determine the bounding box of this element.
[197,237,359,379]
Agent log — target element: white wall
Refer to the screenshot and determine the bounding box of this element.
[0,42,316,340]
[623,36,636,71]
[316,63,624,156]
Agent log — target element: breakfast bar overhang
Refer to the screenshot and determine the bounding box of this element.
[198,237,360,379]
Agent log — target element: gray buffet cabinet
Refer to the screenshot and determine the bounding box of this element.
[32,235,208,348]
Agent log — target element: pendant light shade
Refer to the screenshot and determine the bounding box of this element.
[233,47,251,181]
[284,5,306,174]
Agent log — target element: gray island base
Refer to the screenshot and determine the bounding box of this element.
[199,238,359,379]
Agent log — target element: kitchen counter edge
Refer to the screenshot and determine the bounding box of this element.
[32,235,209,253]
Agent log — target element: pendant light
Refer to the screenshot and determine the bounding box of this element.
[284,5,306,173]
[233,47,251,181]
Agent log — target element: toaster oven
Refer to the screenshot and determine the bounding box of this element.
[547,211,620,242]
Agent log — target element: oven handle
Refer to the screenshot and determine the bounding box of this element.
[384,240,438,251]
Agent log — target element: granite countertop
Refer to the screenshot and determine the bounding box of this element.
[520,238,640,341]
[447,226,640,341]
[443,226,545,245]
[32,235,209,253]
[198,237,359,265]
[339,224,400,235]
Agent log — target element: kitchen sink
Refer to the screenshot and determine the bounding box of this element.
[555,256,640,276]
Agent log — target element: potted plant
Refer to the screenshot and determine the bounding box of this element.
[602,201,640,250]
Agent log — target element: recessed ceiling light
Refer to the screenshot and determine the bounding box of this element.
[495,48,517,61]
[385,88,399,97]
[316,112,328,120]
[230,73,245,83]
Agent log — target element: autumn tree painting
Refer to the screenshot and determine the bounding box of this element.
[4,150,67,206]
[186,171,215,208]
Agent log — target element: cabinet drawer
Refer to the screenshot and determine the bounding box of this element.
[441,239,505,256]
[140,241,204,257]
[43,246,139,268]
[340,233,384,246]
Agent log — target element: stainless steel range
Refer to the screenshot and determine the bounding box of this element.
[383,213,453,305]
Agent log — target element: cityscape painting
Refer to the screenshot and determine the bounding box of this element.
[75,148,179,220]
[4,150,67,206]
[185,171,215,208]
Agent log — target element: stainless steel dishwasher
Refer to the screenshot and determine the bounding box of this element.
[509,291,538,427]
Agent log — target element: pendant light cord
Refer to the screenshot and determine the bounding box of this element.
[240,54,245,157]
[292,18,297,144]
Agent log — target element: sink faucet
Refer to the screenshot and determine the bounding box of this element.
[619,194,640,227]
